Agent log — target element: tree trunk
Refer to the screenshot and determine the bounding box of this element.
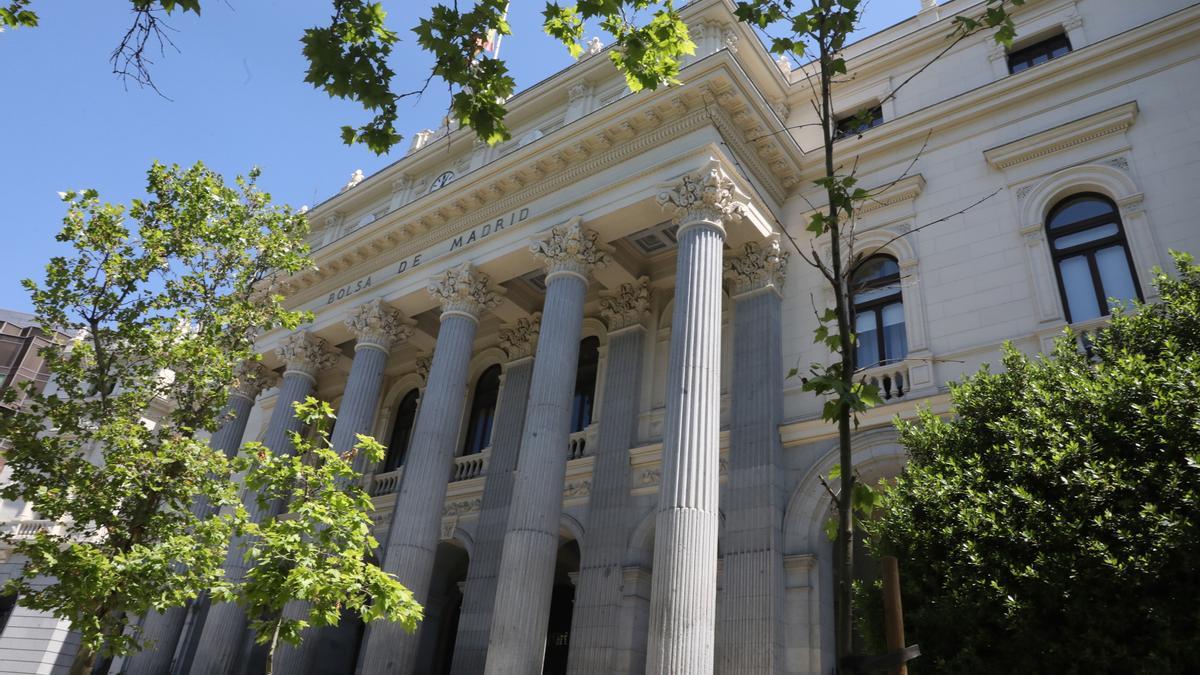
[265,615,283,675]
[69,644,97,675]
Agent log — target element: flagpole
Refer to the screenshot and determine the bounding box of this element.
[492,2,510,59]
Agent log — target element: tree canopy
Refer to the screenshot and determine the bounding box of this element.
[863,252,1200,673]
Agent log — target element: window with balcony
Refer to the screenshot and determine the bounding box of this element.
[383,388,419,472]
[570,337,600,434]
[852,255,907,369]
[1007,33,1072,74]
[1046,193,1141,323]
[834,105,883,140]
[462,364,501,456]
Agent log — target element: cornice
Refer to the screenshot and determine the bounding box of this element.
[285,61,802,304]
[797,5,1200,181]
[857,173,926,215]
[982,102,1138,169]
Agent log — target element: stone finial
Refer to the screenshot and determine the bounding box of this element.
[600,277,651,331]
[345,298,415,351]
[275,332,340,379]
[579,36,604,59]
[529,218,612,281]
[428,263,503,320]
[920,0,938,11]
[231,361,279,401]
[725,240,789,297]
[415,352,434,384]
[342,169,365,192]
[498,313,542,361]
[657,160,747,230]
[775,54,791,72]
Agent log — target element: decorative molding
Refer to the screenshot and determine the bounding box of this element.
[415,352,434,384]
[529,217,612,281]
[443,498,482,517]
[1104,156,1130,172]
[498,313,542,361]
[856,174,926,215]
[724,239,789,298]
[427,262,504,320]
[275,332,339,379]
[563,480,591,498]
[568,82,593,102]
[1016,184,1036,202]
[599,277,651,331]
[657,160,748,230]
[345,298,415,350]
[983,102,1139,170]
[231,361,278,400]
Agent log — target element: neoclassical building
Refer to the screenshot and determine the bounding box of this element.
[3,0,1199,673]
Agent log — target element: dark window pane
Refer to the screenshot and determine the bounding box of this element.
[1052,223,1119,250]
[1059,255,1102,322]
[462,365,501,456]
[1095,245,1139,310]
[1049,196,1115,229]
[834,105,884,140]
[1007,33,1072,74]
[856,311,881,369]
[570,337,600,433]
[881,302,908,363]
[384,389,420,471]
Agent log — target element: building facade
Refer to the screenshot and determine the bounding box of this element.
[4,0,1200,673]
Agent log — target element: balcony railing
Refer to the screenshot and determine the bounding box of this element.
[567,428,591,460]
[860,362,910,401]
[2,519,61,539]
[367,467,404,496]
[452,449,490,482]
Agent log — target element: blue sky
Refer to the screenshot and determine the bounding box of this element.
[0,1,915,313]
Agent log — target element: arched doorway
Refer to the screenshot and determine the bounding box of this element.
[543,539,581,675]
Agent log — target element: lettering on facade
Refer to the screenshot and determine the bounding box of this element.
[327,276,373,305]
[323,207,531,305]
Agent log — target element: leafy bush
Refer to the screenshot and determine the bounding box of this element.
[864,252,1200,673]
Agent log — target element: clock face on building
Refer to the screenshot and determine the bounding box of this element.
[429,171,455,192]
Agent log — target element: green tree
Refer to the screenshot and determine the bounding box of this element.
[0,161,310,675]
[216,397,422,675]
[862,252,1200,673]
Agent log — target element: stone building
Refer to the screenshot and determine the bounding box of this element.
[5,0,1200,673]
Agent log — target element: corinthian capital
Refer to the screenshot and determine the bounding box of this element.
[345,298,415,351]
[657,160,747,231]
[529,218,612,282]
[725,240,789,298]
[275,332,339,380]
[600,277,651,331]
[498,313,542,361]
[428,263,503,321]
[231,361,279,401]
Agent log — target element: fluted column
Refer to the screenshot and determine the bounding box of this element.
[449,315,541,674]
[485,219,612,674]
[646,161,746,674]
[358,263,502,674]
[125,363,277,675]
[716,240,789,674]
[190,332,339,675]
[275,299,415,675]
[567,278,650,674]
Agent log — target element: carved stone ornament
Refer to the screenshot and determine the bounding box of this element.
[568,82,593,103]
[529,218,612,281]
[345,298,415,350]
[725,240,789,297]
[415,352,434,384]
[428,262,503,320]
[498,313,542,361]
[275,331,339,379]
[231,361,278,401]
[600,277,651,331]
[657,160,748,230]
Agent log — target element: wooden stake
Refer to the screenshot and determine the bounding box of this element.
[881,555,907,675]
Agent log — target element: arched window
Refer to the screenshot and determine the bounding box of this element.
[851,255,907,370]
[462,364,501,456]
[569,337,600,433]
[383,388,420,472]
[1046,193,1141,323]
